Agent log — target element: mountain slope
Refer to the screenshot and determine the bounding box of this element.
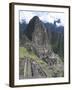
[19,16,64,79]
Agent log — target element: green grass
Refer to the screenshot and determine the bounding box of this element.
[19,47,47,65]
[19,47,38,60]
[19,47,29,58]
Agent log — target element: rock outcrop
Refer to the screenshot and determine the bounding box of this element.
[25,16,52,59]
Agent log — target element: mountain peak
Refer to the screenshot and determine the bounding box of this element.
[32,16,40,21]
[25,16,40,40]
[25,16,52,57]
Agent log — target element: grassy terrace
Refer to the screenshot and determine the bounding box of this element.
[19,47,47,65]
[19,47,53,77]
[19,47,64,77]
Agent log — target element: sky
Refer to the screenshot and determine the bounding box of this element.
[19,11,64,26]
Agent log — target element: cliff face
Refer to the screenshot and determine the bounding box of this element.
[25,16,40,40]
[32,16,48,47]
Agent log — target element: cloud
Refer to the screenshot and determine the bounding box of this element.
[19,11,64,26]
